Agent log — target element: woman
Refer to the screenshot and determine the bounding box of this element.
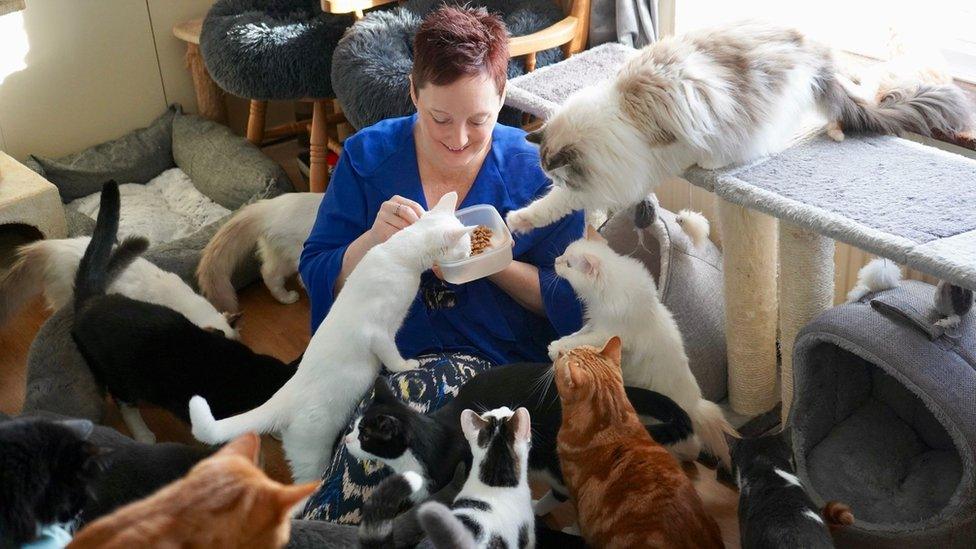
[298,5,584,521]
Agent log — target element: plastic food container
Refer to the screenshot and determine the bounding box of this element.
[439,204,513,284]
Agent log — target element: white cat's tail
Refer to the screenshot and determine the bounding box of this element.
[0,242,46,326]
[846,258,902,302]
[197,202,267,313]
[189,390,288,444]
[359,472,425,549]
[690,398,737,471]
[417,501,477,549]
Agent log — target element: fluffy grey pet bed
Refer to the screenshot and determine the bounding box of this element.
[24,104,292,286]
[600,202,728,401]
[331,0,565,129]
[791,280,975,548]
[201,0,353,100]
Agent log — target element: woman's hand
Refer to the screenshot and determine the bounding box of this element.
[368,195,425,245]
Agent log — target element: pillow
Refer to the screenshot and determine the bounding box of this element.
[29,105,180,202]
[172,113,292,210]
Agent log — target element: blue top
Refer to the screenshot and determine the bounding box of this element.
[299,114,584,365]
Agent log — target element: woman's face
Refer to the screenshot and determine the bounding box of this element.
[412,73,504,172]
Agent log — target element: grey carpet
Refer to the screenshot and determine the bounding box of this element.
[685,133,976,290]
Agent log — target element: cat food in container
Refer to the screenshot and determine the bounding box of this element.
[439,204,512,284]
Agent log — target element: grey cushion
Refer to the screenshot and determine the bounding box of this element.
[28,105,179,202]
[332,0,565,130]
[200,0,352,100]
[791,281,976,548]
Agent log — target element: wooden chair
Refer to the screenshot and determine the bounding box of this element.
[509,0,590,72]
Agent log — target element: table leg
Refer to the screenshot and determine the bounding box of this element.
[717,199,779,416]
[777,221,834,422]
[184,43,228,124]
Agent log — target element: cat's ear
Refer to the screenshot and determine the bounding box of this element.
[275,482,319,513]
[431,191,459,214]
[223,311,243,328]
[217,432,261,464]
[60,419,94,441]
[598,336,623,363]
[579,253,601,278]
[460,409,489,441]
[373,377,396,403]
[525,128,544,146]
[510,407,531,443]
[444,225,477,244]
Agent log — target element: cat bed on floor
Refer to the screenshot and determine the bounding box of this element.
[331,0,565,130]
[791,280,976,548]
[23,104,292,286]
[600,202,728,402]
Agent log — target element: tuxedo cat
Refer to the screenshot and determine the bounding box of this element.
[730,430,853,549]
[70,182,297,443]
[346,363,694,516]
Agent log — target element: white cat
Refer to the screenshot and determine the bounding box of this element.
[197,192,323,312]
[189,192,475,483]
[548,237,735,468]
[506,22,972,234]
[0,237,237,337]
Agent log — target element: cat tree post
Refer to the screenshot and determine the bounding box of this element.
[717,200,779,415]
[777,222,834,421]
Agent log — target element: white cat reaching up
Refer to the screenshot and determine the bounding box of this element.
[0,236,237,337]
[197,192,323,312]
[190,192,475,482]
[549,237,736,468]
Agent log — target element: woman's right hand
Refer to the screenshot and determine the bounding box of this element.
[368,195,425,245]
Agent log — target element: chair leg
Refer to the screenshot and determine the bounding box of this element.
[246,100,267,145]
[309,99,329,193]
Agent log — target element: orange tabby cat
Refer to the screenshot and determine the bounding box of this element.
[554,337,724,549]
[68,433,317,549]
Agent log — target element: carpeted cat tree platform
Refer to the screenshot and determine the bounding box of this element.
[791,280,975,548]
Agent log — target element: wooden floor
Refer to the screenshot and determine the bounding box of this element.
[0,277,741,546]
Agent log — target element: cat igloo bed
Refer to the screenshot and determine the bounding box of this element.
[791,280,975,548]
[600,201,728,402]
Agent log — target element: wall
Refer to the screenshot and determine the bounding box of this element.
[0,0,214,160]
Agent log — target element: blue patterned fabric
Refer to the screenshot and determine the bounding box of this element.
[300,351,494,523]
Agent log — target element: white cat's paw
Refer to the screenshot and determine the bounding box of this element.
[389,359,420,372]
[506,208,537,234]
[274,290,300,304]
[561,525,582,536]
[827,121,846,142]
[133,430,157,444]
[547,339,571,361]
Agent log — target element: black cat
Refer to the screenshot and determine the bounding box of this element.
[69,182,297,441]
[729,429,853,549]
[0,417,101,546]
[347,363,694,512]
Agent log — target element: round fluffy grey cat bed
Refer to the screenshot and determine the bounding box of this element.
[791,280,975,548]
[331,0,565,130]
[599,201,728,402]
[24,105,292,286]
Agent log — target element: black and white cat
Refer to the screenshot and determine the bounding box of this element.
[729,429,853,549]
[70,182,298,443]
[360,407,536,549]
[346,363,694,516]
[0,417,101,546]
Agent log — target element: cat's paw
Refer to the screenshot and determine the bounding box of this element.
[273,290,300,305]
[826,121,845,142]
[133,429,157,444]
[506,208,537,234]
[389,358,420,372]
[547,338,573,361]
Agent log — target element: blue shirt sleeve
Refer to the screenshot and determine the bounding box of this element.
[299,152,369,332]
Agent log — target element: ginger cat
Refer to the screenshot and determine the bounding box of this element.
[68,433,317,549]
[553,337,724,549]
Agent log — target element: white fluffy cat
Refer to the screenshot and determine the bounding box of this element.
[0,237,237,337]
[506,22,972,234]
[197,192,323,312]
[189,192,475,482]
[549,237,735,467]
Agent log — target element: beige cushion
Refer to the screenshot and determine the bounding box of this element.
[0,151,67,239]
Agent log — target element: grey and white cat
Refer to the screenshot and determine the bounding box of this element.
[190,192,475,482]
[360,407,535,549]
[506,21,973,233]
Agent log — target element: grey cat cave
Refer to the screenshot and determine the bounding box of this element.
[790,281,975,548]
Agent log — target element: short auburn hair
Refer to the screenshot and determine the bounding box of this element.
[412,5,510,95]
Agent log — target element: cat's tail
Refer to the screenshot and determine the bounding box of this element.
[197,201,267,313]
[0,242,48,326]
[189,386,290,444]
[624,386,695,445]
[358,471,425,549]
[822,501,854,531]
[417,501,477,549]
[690,398,737,471]
[820,73,972,138]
